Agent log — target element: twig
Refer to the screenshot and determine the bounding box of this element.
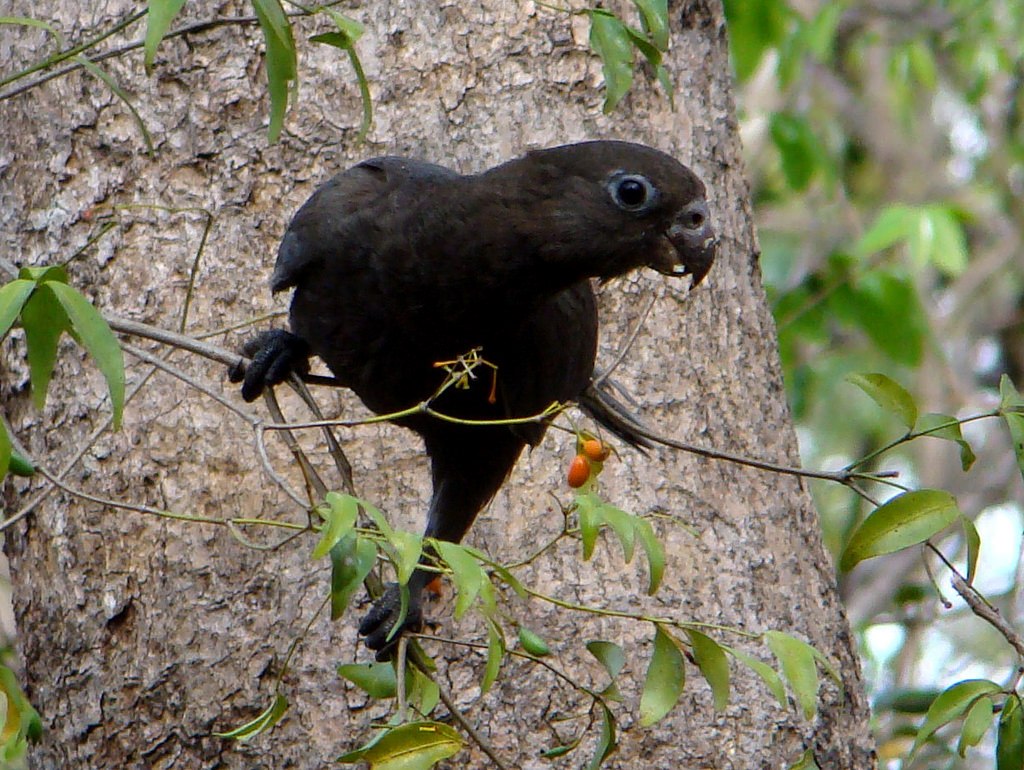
[108,315,243,367]
[432,675,511,770]
[928,542,1024,659]
[592,294,656,387]
[0,357,162,532]
[285,376,355,495]
[35,465,223,524]
[0,14,259,101]
[121,342,255,424]
[261,388,325,503]
[255,424,309,509]
[0,8,146,91]
[396,637,409,722]
[950,573,1024,657]
[619,418,895,485]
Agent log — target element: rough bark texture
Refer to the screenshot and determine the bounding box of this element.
[0,1,876,768]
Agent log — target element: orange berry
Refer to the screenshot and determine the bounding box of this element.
[581,439,610,462]
[567,454,591,488]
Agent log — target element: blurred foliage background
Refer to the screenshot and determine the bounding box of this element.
[724,0,1024,766]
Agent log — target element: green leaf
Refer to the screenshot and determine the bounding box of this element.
[618,21,673,106]
[918,413,976,471]
[1004,411,1024,485]
[481,619,504,695]
[7,450,34,478]
[215,694,288,741]
[0,423,9,481]
[337,721,463,768]
[687,629,730,712]
[1000,375,1024,409]
[144,0,187,73]
[632,0,669,51]
[313,492,360,559]
[388,530,423,586]
[587,700,617,770]
[21,287,68,412]
[723,645,787,707]
[840,489,961,571]
[958,694,995,757]
[856,204,915,257]
[999,378,1024,484]
[18,265,67,282]
[310,10,372,140]
[359,498,395,540]
[598,503,636,563]
[407,665,440,718]
[75,56,154,155]
[43,281,125,428]
[541,739,581,759]
[577,492,602,560]
[586,640,625,682]
[252,0,297,142]
[0,16,64,47]
[997,696,1024,770]
[846,372,917,430]
[337,662,397,699]
[787,748,821,770]
[906,38,938,90]
[961,514,981,585]
[722,0,790,81]
[911,679,1001,755]
[770,113,819,191]
[765,631,819,720]
[517,627,551,657]
[434,541,482,620]
[322,8,364,43]
[634,518,665,595]
[803,2,842,61]
[846,270,927,366]
[639,624,685,726]
[329,534,376,620]
[588,10,634,113]
[0,665,41,748]
[0,279,36,341]
[917,205,968,276]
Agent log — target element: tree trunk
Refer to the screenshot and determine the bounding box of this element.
[0,1,876,768]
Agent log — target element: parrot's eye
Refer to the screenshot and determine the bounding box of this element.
[608,173,657,213]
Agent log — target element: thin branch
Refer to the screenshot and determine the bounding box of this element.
[928,543,1024,659]
[0,8,147,91]
[432,673,511,770]
[121,342,255,424]
[109,315,243,368]
[285,376,355,495]
[35,465,222,525]
[255,424,309,509]
[619,418,893,485]
[261,387,326,503]
[950,573,1024,658]
[0,358,163,532]
[592,294,656,387]
[0,14,258,101]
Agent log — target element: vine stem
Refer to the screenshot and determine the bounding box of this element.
[844,412,997,472]
[518,584,761,639]
[0,9,146,90]
[86,315,904,487]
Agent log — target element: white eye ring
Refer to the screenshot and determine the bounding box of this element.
[608,173,658,212]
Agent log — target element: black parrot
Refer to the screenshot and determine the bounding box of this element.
[232,140,715,655]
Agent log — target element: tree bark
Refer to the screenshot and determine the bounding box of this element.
[0,1,876,768]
